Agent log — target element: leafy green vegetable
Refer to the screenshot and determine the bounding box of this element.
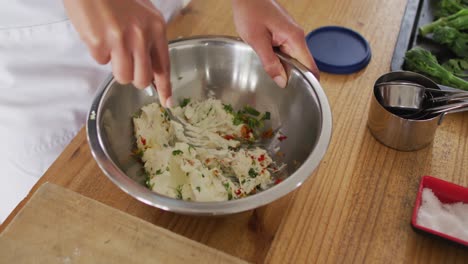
[172,150,183,156]
[404,47,468,90]
[180,98,191,107]
[196,186,201,192]
[432,26,468,58]
[435,0,468,18]
[442,58,468,77]
[419,9,468,36]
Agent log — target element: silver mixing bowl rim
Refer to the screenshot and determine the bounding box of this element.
[86,35,333,215]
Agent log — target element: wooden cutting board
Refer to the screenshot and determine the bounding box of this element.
[0,183,246,264]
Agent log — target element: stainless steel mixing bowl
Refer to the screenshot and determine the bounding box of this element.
[87,36,332,215]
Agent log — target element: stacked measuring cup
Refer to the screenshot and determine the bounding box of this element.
[368,71,468,151]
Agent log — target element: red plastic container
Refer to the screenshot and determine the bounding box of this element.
[412,176,468,247]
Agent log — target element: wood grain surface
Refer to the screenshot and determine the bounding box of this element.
[0,183,246,264]
[2,0,468,263]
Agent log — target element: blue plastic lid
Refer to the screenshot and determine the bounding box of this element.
[306,26,371,74]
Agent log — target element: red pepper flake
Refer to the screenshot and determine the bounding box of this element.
[278,135,288,141]
[258,154,265,162]
[274,178,283,185]
[223,134,235,140]
[241,125,253,139]
[235,189,242,195]
[140,137,147,145]
[205,158,211,163]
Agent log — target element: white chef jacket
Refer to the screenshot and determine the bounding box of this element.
[0,0,189,222]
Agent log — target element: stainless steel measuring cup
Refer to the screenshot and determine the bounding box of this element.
[375,81,426,112]
[367,71,467,151]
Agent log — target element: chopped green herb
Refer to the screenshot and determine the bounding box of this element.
[143,170,154,189]
[132,110,142,119]
[196,186,201,192]
[243,105,260,116]
[163,110,169,119]
[247,116,261,128]
[172,150,183,156]
[231,108,267,129]
[186,172,189,176]
[188,144,196,154]
[175,185,183,199]
[156,169,163,175]
[241,179,246,184]
[133,149,144,159]
[232,114,244,126]
[163,144,168,148]
[180,98,191,107]
[223,104,234,114]
[202,174,205,178]
[248,168,258,178]
[223,182,233,200]
[261,111,271,121]
[166,166,170,171]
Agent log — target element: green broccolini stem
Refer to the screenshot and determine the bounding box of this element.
[419,9,468,36]
[404,47,468,90]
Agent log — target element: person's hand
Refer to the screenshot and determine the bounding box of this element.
[63,0,173,107]
[231,0,319,88]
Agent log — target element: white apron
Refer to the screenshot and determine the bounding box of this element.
[0,0,189,222]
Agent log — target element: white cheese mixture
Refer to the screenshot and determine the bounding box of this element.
[133,98,274,201]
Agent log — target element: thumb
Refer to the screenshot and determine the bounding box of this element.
[247,34,288,88]
[281,32,320,80]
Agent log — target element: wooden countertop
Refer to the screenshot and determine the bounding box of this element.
[2,0,468,262]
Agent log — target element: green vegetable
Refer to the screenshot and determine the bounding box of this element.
[133,149,144,159]
[223,103,234,114]
[432,26,468,58]
[196,186,201,192]
[172,150,183,156]
[404,47,468,90]
[144,170,154,189]
[223,182,233,200]
[419,9,468,36]
[175,185,183,199]
[243,105,260,116]
[261,111,271,121]
[435,0,468,18]
[188,144,196,154]
[248,168,258,178]
[180,98,191,107]
[442,58,468,77]
[132,109,142,119]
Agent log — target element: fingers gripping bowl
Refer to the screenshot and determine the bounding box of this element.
[87,36,332,215]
